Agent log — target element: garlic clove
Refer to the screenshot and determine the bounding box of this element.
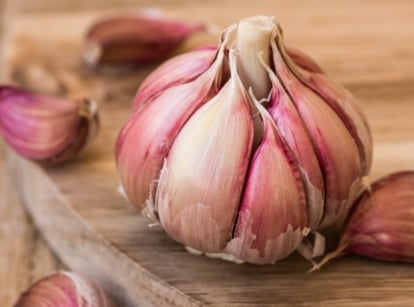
[294,71,373,176]
[280,40,372,177]
[155,50,254,252]
[285,46,324,74]
[264,60,325,230]
[275,29,372,178]
[270,36,362,228]
[311,171,414,271]
[14,271,114,307]
[83,13,206,68]
[227,99,307,264]
[133,47,217,109]
[116,41,227,212]
[0,86,99,165]
[343,171,414,262]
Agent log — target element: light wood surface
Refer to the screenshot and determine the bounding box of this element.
[2,0,414,306]
[0,142,65,307]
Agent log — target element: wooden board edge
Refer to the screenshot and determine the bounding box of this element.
[5,147,203,307]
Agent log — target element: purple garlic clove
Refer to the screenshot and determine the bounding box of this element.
[311,171,414,271]
[83,12,206,68]
[0,86,99,165]
[14,271,115,307]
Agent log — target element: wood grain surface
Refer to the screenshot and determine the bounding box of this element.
[2,0,414,306]
[0,150,65,306]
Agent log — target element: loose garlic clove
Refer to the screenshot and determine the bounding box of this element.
[0,86,99,165]
[156,51,254,252]
[116,39,228,212]
[226,99,307,264]
[311,171,414,271]
[83,13,206,68]
[133,47,217,109]
[14,271,114,307]
[343,171,414,261]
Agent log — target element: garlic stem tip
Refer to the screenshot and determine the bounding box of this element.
[79,98,98,119]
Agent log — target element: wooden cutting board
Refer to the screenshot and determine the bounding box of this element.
[5,1,414,306]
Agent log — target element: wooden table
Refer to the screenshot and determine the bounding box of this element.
[1,0,414,306]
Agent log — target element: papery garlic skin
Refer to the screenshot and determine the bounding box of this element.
[83,13,205,68]
[0,86,99,165]
[14,271,115,307]
[116,16,373,264]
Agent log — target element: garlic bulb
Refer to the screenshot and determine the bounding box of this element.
[0,86,99,165]
[83,13,206,68]
[14,271,115,307]
[116,16,372,264]
[311,171,414,271]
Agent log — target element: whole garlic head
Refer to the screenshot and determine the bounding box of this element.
[116,16,372,264]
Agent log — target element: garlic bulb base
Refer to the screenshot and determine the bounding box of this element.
[296,230,326,260]
[185,246,245,264]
